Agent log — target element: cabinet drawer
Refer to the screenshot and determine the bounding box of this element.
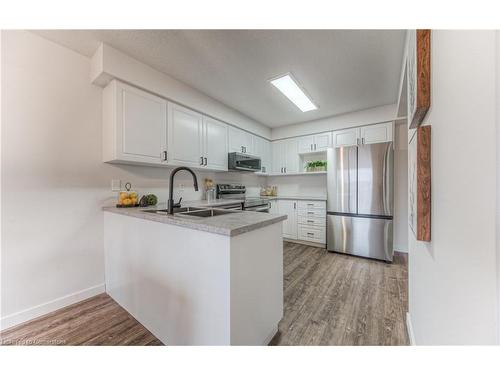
[298,225,326,244]
[297,201,326,210]
[298,216,325,226]
[298,209,326,219]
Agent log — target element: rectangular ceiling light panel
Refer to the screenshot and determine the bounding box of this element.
[269,73,317,112]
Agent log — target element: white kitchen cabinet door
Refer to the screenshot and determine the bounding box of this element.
[269,200,279,215]
[284,138,299,174]
[203,117,228,171]
[167,103,204,168]
[278,200,297,239]
[271,140,284,174]
[298,135,314,154]
[103,80,168,165]
[360,122,393,145]
[332,128,360,147]
[253,136,271,173]
[313,132,332,151]
[228,126,253,154]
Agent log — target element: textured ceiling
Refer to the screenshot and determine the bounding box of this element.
[34,30,406,127]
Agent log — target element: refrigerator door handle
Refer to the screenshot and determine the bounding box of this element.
[382,143,391,216]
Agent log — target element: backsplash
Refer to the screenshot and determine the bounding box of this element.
[266,175,327,197]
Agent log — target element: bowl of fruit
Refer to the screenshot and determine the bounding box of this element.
[116,182,139,208]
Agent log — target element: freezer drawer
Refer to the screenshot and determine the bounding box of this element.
[327,214,393,262]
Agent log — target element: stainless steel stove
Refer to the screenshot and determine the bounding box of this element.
[216,184,270,213]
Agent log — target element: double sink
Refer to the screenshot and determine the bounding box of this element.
[143,206,234,218]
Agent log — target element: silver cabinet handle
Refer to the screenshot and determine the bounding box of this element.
[307,220,314,223]
[293,202,296,209]
[310,144,313,151]
[314,144,317,150]
[307,203,314,206]
[362,137,365,144]
[200,156,204,165]
[241,146,244,153]
[284,167,287,173]
[204,157,207,166]
[307,232,314,236]
[162,151,168,161]
[308,211,314,214]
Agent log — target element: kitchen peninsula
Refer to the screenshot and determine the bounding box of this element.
[103,204,286,345]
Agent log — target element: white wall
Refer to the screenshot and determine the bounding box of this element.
[91,43,271,139]
[271,103,397,140]
[408,30,498,344]
[0,31,266,329]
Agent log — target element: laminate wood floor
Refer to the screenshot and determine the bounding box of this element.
[270,242,409,345]
[1,242,408,346]
[0,293,163,346]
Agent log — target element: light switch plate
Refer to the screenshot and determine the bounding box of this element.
[111,179,121,192]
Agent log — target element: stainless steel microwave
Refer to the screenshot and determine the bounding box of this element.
[228,152,261,172]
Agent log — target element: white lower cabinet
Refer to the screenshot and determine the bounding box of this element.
[297,225,326,244]
[297,200,326,244]
[273,199,326,244]
[269,200,279,214]
[277,200,298,240]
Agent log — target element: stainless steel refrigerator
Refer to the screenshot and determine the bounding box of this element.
[326,142,394,262]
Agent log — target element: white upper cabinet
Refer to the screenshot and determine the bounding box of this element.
[359,122,393,145]
[284,138,299,173]
[228,126,253,154]
[298,132,332,153]
[203,117,228,171]
[168,103,229,171]
[298,135,315,153]
[313,132,332,151]
[167,103,204,168]
[253,136,271,173]
[332,128,360,148]
[271,139,299,174]
[332,123,393,148]
[272,140,284,174]
[103,80,168,165]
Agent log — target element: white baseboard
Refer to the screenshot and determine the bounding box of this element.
[406,312,416,345]
[0,284,105,331]
[263,326,279,346]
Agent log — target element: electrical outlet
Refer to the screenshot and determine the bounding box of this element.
[111,179,121,192]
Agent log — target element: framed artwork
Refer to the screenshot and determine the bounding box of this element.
[407,30,431,129]
[408,126,431,241]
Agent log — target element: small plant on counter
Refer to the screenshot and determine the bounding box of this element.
[306,160,327,172]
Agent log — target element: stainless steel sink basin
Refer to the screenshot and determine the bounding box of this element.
[142,207,204,214]
[176,209,234,218]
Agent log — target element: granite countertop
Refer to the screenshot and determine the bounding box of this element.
[182,198,243,207]
[103,203,286,237]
